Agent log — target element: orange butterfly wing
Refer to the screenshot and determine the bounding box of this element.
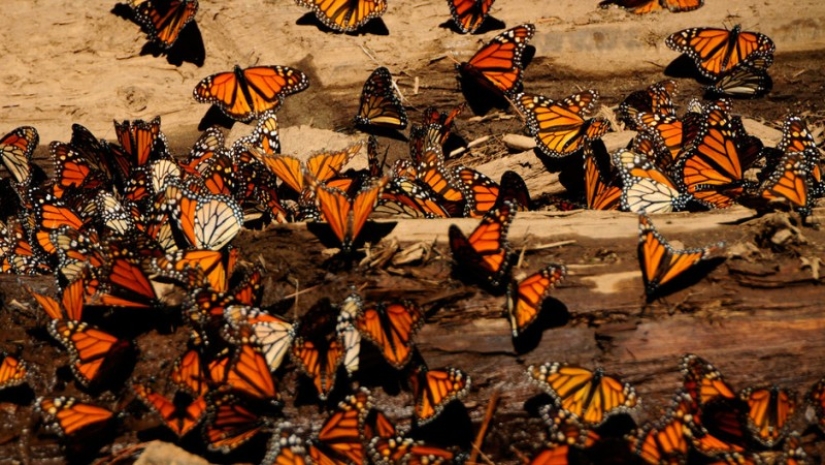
[410,366,471,424]
[458,24,535,95]
[666,26,774,79]
[133,384,206,437]
[356,301,424,368]
[295,0,387,32]
[506,265,565,337]
[0,353,27,389]
[448,200,514,288]
[36,396,113,437]
[48,320,130,387]
[448,0,495,33]
[193,65,309,122]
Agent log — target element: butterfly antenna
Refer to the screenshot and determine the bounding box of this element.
[503,94,527,121]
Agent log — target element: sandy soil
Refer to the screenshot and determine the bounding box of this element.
[1,0,825,463]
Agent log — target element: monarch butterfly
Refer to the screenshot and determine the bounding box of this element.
[209,344,280,402]
[758,151,813,216]
[171,348,209,397]
[356,300,424,369]
[638,214,724,298]
[130,0,198,49]
[454,166,499,217]
[28,271,86,321]
[263,429,309,465]
[187,266,264,330]
[336,292,363,377]
[164,181,244,251]
[315,179,384,253]
[374,177,450,219]
[0,353,28,389]
[779,432,809,465]
[35,396,114,437]
[618,80,677,132]
[149,249,231,293]
[541,404,601,450]
[232,109,281,156]
[689,400,749,458]
[133,383,207,437]
[665,25,775,79]
[420,103,466,148]
[634,114,689,170]
[409,365,471,424]
[223,305,294,373]
[448,200,515,289]
[514,90,611,158]
[707,63,772,98]
[193,65,310,122]
[94,254,161,308]
[50,226,105,293]
[416,144,464,205]
[254,143,360,194]
[203,390,266,453]
[368,435,456,465]
[680,354,736,411]
[526,363,638,426]
[506,264,565,337]
[363,407,397,442]
[447,0,495,33]
[495,170,532,211]
[307,388,371,464]
[1,217,51,275]
[90,191,137,237]
[599,0,703,14]
[738,386,795,447]
[291,300,345,400]
[614,146,689,214]
[0,126,37,186]
[457,24,535,97]
[583,140,622,211]
[47,320,131,387]
[627,411,690,465]
[294,0,387,32]
[32,195,88,255]
[355,67,408,129]
[110,116,169,180]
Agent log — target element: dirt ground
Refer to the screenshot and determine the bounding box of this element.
[1,0,825,464]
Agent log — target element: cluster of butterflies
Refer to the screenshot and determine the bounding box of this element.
[524,354,824,464]
[16,273,477,462]
[578,81,823,219]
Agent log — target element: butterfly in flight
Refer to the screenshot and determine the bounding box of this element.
[457,23,535,98]
[355,67,408,129]
[129,0,199,49]
[514,90,610,158]
[666,25,775,79]
[447,0,496,33]
[294,0,387,32]
[193,65,309,122]
[527,362,638,426]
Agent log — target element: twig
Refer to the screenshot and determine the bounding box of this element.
[467,389,500,465]
[525,240,577,251]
